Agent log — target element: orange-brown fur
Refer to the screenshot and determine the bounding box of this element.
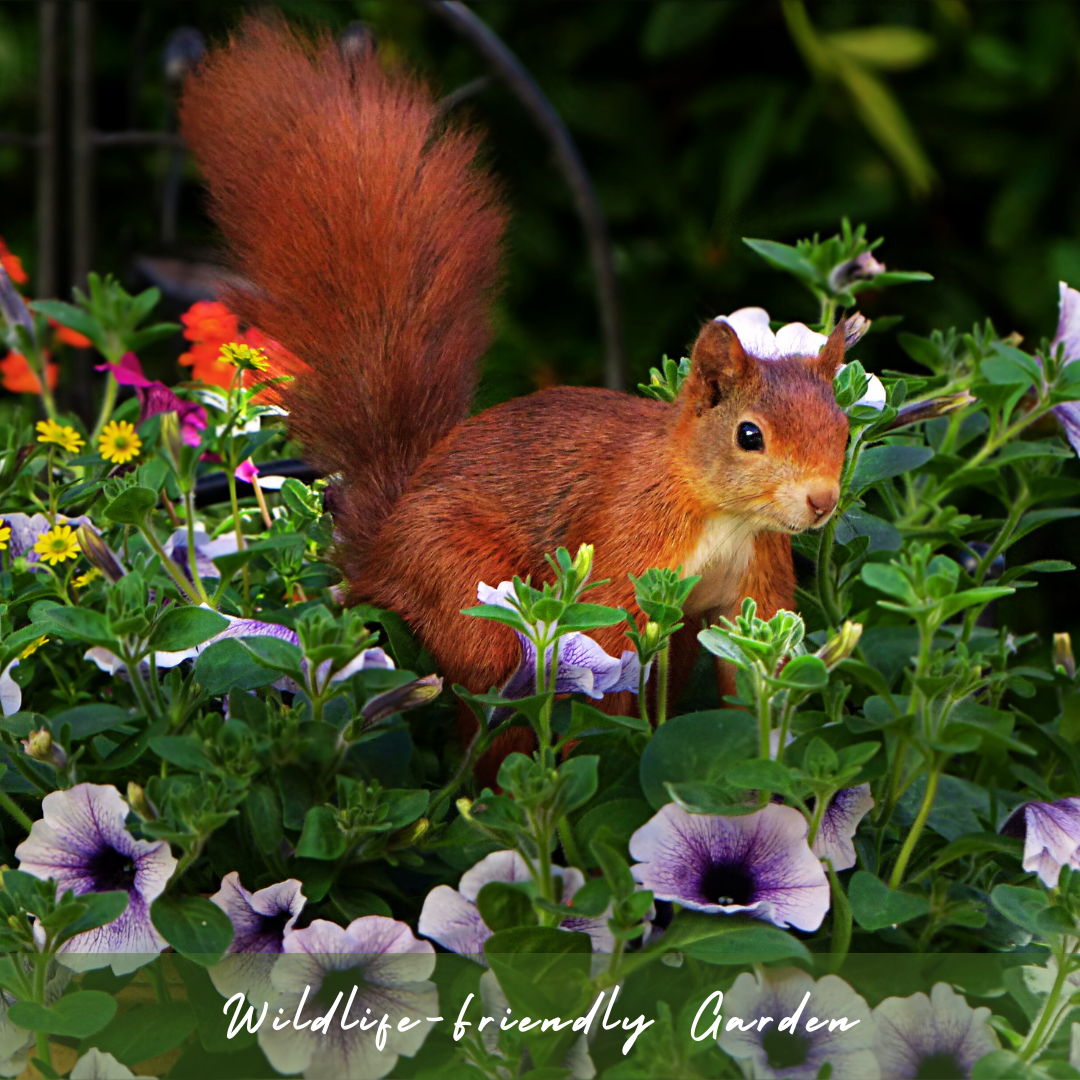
[181,20,849,780]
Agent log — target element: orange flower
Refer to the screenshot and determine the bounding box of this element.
[0,237,28,286]
[0,351,59,394]
[52,322,92,349]
[178,300,241,387]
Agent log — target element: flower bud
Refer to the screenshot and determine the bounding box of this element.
[75,525,125,583]
[572,543,594,586]
[393,817,430,847]
[360,674,444,730]
[643,621,662,653]
[886,391,976,432]
[1055,633,1076,679]
[815,621,864,670]
[843,312,871,350]
[159,410,185,468]
[456,798,475,824]
[21,728,67,770]
[829,251,886,293]
[127,782,157,821]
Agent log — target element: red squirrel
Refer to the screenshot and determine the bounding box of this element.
[180,18,849,764]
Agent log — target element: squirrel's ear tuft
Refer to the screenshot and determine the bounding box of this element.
[687,320,753,408]
[812,320,847,381]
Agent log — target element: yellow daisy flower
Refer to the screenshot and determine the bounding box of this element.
[219,342,270,372]
[19,635,49,660]
[0,521,11,552]
[72,568,100,588]
[98,420,142,465]
[33,525,81,565]
[36,419,85,454]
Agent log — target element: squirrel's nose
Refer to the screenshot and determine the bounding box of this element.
[806,485,839,520]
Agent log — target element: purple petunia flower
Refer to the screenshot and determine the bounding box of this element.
[812,784,874,871]
[477,581,645,700]
[629,802,830,931]
[719,967,877,1080]
[257,916,437,1080]
[208,872,305,1006]
[14,783,177,974]
[872,983,998,1079]
[1051,283,1080,455]
[163,524,239,581]
[418,849,614,961]
[1000,797,1080,887]
[3,512,93,566]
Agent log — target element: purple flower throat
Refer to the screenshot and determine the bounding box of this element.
[255,910,293,951]
[699,859,755,906]
[763,1027,809,1070]
[88,846,137,892]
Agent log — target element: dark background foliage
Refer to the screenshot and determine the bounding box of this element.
[1,0,1078,637]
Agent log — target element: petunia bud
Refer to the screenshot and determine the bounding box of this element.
[815,621,863,670]
[393,817,430,847]
[159,411,184,469]
[829,251,886,293]
[643,621,662,653]
[360,674,443,730]
[127,782,157,821]
[456,798,474,823]
[75,525,124,583]
[843,312,871,350]
[887,391,976,432]
[1055,633,1076,679]
[21,728,67,770]
[572,543,594,586]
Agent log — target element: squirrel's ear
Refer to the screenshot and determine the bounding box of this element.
[687,320,753,408]
[811,320,847,381]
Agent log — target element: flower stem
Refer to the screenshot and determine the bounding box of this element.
[251,473,272,529]
[0,790,33,833]
[90,372,118,443]
[638,660,650,728]
[1020,944,1076,1060]
[226,472,250,609]
[656,643,670,725]
[32,953,52,1070]
[183,490,212,605]
[888,762,942,889]
[138,521,204,605]
[557,815,585,871]
[806,790,831,849]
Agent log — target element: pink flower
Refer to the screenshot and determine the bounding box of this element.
[235,458,259,484]
[95,352,153,388]
[96,354,207,447]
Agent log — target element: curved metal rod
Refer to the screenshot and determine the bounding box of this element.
[426,0,625,391]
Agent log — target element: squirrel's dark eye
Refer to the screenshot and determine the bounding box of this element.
[737,421,765,452]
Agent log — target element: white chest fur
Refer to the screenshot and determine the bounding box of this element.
[681,514,757,617]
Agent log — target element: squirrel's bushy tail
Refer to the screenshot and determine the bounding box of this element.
[180,16,504,580]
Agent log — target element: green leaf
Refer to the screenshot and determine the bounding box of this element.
[742,238,823,286]
[103,486,158,525]
[860,563,914,603]
[640,709,757,809]
[148,606,229,652]
[557,755,599,813]
[210,535,305,582]
[172,954,253,1053]
[825,26,936,70]
[149,735,212,772]
[59,890,129,943]
[150,895,234,965]
[37,606,114,646]
[86,1002,197,1066]
[567,701,650,738]
[666,780,758,816]
[848,871,930,930]
[851,444,933,489]
[30,300,107,352]
[51,704,132,740]
[774,654,828,690]
[295,805,346,860]
[683,925,811,964]
[9,991,116,1038]
[476,881,538,932]
[485,925,591,957]
[725,758,794,796]
[990,884,1049,934]
[193,638,280,695]
[237,634,305,678]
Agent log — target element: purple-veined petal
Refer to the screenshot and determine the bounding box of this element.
[1053,281,1080,363]
[812,784,874,871]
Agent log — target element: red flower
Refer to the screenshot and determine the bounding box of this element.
[0,351,59,394]
[0,237,28,286]
[52,323,92,349]
[178,300,240,388]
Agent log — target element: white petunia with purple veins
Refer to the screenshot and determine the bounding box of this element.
[3,512,93,566]
[629,802,830,931]
[999,796,1080,887]
[14,783,176,974]
[257,916,437,1080]
[418,849,614,960]
[715,306,886,409]
[719,967,877,1080]
[163,523,239,581]
[477,581,645,701]
[812,784,874,871]
[1050,282,1080,455]
[208,872,305,1006]
[872,983,998,1079]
